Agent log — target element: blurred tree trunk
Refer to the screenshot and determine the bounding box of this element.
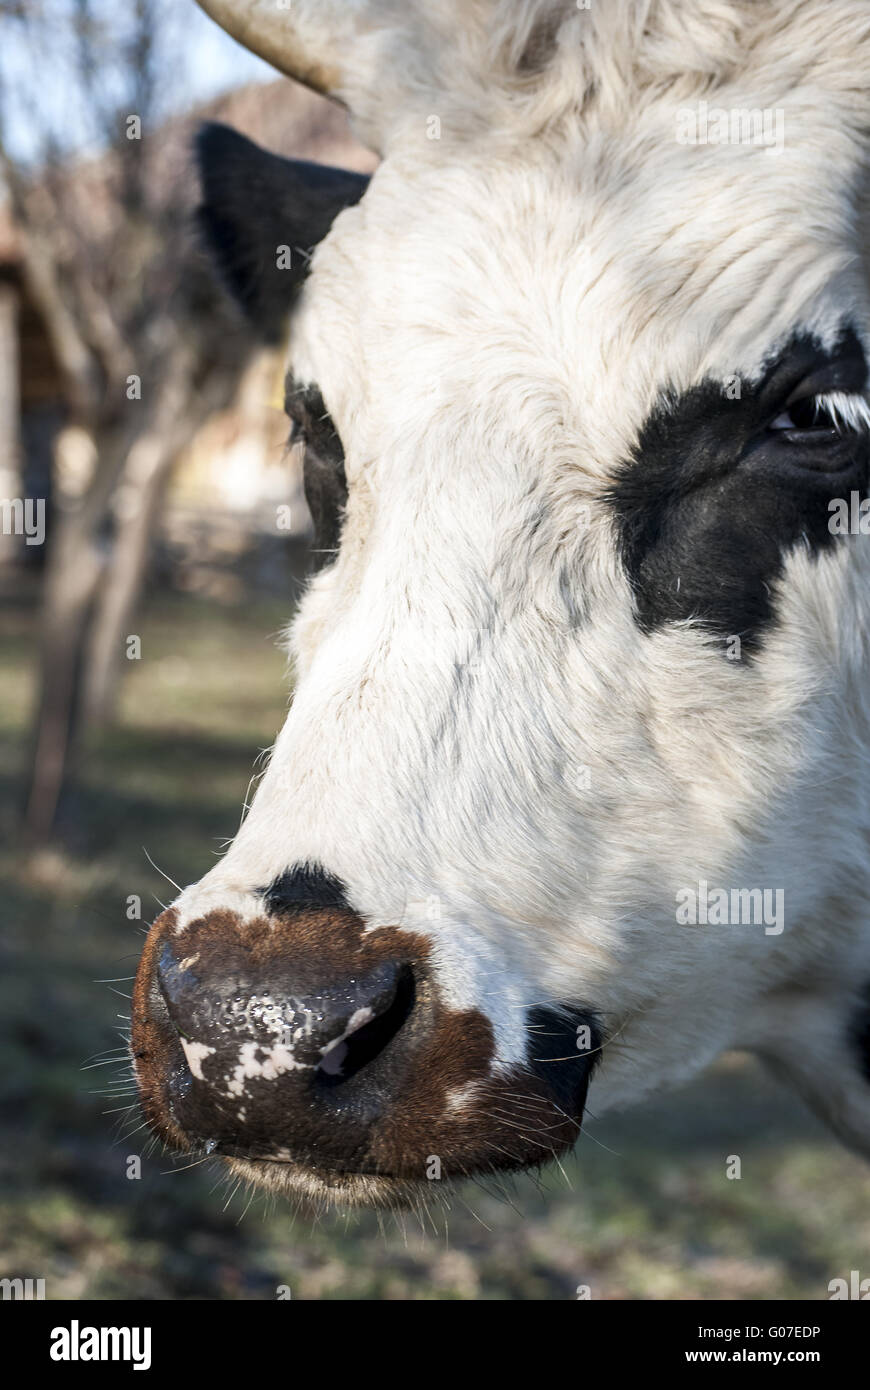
[22,430,123,843]
[2,0,258,844]
[79,435,174,730]
[22,350,223,838]
[80,354,223,730]
[0,279,22,566]
[10,192,130,843]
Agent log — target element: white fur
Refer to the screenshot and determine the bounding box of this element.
[175,1,870,1156]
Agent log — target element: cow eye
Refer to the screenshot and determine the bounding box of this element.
[768,391,870,442]
[287,416,307,448]
[284,382,344,463]
[284,378,348,570]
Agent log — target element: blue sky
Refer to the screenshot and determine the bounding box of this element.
[0,1,274,164]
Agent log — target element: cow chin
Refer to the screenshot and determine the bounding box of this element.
[222,1157,438,1210]
[151,1071,595,1209]
[134,1037,599,1210]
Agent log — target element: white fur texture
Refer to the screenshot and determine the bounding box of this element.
[175,1,870,1157]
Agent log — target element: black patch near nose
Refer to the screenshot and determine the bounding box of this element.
[261,863,351,916]
[526,1005,602,1114]
[608,328,868,657]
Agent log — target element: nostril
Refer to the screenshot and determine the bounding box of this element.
[315,966,416,1086]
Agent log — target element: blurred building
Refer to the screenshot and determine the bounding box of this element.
[0,79,376,590]
[0,207,62,565]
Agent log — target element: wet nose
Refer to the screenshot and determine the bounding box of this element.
[139,907,423,1164]
[159,940,410,1078]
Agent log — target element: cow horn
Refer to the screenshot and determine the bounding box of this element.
[195,0,357,99]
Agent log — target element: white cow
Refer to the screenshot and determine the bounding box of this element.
[133,0,870,1207]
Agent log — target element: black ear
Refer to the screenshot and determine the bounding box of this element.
[195,122,370,343]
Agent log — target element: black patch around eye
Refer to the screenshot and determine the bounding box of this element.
[286,378,348,571]
[607,329,869,656]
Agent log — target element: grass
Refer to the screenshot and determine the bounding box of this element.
[1,583,869,1300]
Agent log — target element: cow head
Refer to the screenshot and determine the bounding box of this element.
[132,0,870,1207]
